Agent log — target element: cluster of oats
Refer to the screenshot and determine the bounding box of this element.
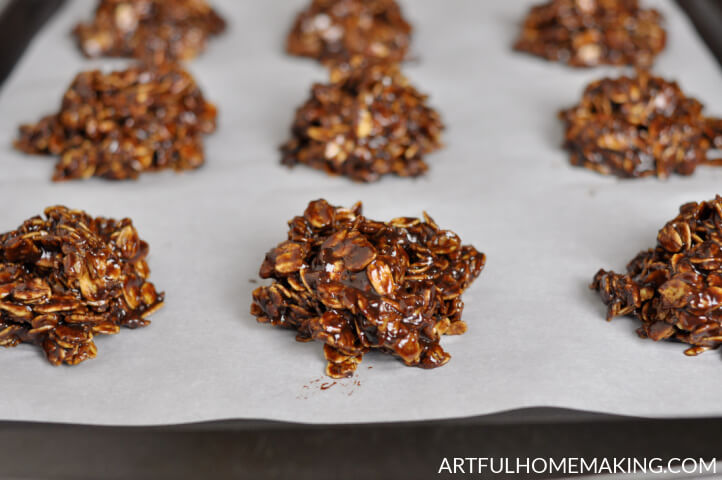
[560,72,722,178]
[282,58,444,182]
[251,199,485,378]
[15,63,218,181]
[593,196,722,356]
[0,207,164,366]
[286,0,412,65]
[74,0,226,63]
[514,0,666,68]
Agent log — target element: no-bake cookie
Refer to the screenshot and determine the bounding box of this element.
[593,196,722,357]
[251,199,485,378]
[560,72,721,178]
[281,58,443,182]
[286,0,411,64]
[15,63,217,181]
[0,206,164,366]
[74,0,226,62]
[514,0,666,68]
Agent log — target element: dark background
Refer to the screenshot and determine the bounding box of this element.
[1,1,721,479]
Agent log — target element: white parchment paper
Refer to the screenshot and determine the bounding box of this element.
[0,0,721,426]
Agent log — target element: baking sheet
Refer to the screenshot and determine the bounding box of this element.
[0,0,721,426]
